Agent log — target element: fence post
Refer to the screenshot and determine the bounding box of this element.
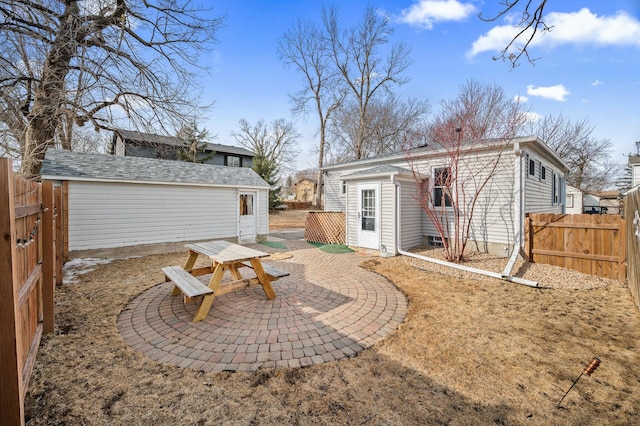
[0,158,26,426]
[54,186,63,285]
[42,180,55,334]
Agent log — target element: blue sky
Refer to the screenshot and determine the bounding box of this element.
[201,0,640,172]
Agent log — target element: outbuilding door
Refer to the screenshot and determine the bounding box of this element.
[238,191,257,243]
[357,183,380,249]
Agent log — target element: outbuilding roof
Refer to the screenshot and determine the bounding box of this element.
[41,149,269,188]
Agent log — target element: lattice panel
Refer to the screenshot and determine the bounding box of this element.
[304,212,346,244]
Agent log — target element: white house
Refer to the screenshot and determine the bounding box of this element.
[41,149,270,257]
[565,185,584,214]
[322,136,569,257]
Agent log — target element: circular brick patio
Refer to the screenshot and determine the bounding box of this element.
[117,241,407,372]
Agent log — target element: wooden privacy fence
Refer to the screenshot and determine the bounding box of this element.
[305,212,346,244]
[525,213,626,282]
[1,158,60,426]
[625,187,640,311]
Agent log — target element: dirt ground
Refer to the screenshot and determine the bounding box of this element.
[24,211,640,425]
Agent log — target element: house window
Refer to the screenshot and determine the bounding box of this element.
[541,166,546,180]
[528,158,536,177]
[427,235,447,248]
[433,167,452,207]
[227,156,240,167]
[566,194,574,208]
[552,173,559,204]
[341,180,346,195]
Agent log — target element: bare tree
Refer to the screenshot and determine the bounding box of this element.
[407,81,526,263]
[328,95,429,162]
[324,5,413,160]
[278,16,345,207]
[526,113,614,191]
[479,0,549,68]
[0,0,222,178]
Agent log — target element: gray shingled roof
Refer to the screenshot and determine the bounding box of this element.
[114,129,256,157]
[41,149,269,188]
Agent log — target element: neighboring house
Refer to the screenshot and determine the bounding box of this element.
[109,129,255,168]
[41,149,270,257]
[565,185,583,215]
[582,192,601,213]
[593,190,622,214]
[294,178,318,203]
[322,136,569,257]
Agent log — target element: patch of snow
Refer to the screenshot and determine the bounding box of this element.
[63,258,113,284]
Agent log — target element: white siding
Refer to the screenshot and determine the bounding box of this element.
[68,181,265,251]
[345,182,358,246]
[415,151,517,246]
[399,180,422,250]
[324,173,346,212]
[565,185,583,214]
[523,149,564,214]
[380,180,395,254]
[257,189,268,234]
[633,164,640,187]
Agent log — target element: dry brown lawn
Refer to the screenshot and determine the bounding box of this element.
[269,209,316,229]
[23,210,640,425]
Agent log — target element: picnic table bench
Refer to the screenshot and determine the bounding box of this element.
[164,240,289,322]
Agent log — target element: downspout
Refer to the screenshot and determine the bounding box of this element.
[501,141,525,279]
[393,164,538,288]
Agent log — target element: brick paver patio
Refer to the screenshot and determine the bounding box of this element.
[117,240,407,372]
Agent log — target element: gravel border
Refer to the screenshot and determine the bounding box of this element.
[403,248,617,290]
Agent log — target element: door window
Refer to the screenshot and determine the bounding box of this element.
[361,189,376,231]
[240,194,254,215]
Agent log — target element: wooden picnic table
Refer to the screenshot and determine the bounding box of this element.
[163,240,288,322]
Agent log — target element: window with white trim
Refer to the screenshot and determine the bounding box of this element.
[552,172,559,204]
[433,167,452,207]
[528,158,536,177]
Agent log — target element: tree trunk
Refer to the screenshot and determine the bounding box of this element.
[20,2,80,179]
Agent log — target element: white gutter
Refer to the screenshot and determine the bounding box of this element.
[501,141,524,279]
[392,166,538,288]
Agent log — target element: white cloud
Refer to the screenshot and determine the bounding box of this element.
[468,8,640,57]
[522,111,543,123]
[396,0,476,29]
[514,95,529,103]
[592,80,604,86]
[526,84,571,102]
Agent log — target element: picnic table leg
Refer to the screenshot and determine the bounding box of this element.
[193,263,225,322]
[229,262,243,281]
[249,258,277,300]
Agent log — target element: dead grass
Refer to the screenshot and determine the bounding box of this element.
[268,209,314,229]
[23,248,640,425]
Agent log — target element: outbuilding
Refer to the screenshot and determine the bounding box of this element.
[41,149,270,257]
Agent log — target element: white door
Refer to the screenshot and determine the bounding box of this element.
[357,184,380,249]
[238,191,257,243]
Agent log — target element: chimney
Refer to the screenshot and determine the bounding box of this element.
[636,141,640,155]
